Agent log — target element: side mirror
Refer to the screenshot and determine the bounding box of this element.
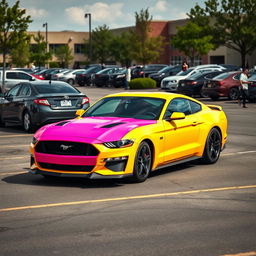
[75,109,85,118]
[170,112,185,120]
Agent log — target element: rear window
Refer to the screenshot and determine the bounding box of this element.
[33,82,80,94]
[214,72,233,80]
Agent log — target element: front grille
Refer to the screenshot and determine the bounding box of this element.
[39,162,94,172]
[35,141,99,156]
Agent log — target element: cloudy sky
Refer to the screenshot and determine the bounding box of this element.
[8,0,206,31]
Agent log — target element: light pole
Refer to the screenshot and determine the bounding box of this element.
[84,13,92,64]
[43,22,48,68]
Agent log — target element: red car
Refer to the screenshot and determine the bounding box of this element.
[202,71,241,100]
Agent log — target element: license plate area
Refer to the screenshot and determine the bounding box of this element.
[60,100,72,107]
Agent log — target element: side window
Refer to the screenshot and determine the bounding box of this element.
[164,98,191,118]
[189,100,202,114]
[6,72,17,79]
[19,84,31,96]
[17,72,32,80]
[6,84,21,97]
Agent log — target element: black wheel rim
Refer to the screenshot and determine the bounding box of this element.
[136,144,151,178]
[208,130,221,161]
[230,88,239,100]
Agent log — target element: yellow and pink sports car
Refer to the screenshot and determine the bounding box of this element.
[30,92,228,182]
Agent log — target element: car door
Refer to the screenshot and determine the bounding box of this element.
[2,84,23,122]
[162,98,202,163]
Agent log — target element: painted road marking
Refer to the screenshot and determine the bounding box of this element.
[0,171,27,176]
[0,134,32,138]
[1,144,29,148]
[222,252,256,256]
[0,185,255,213]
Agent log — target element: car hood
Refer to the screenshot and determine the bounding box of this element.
[35,117,157,144]
[163,75,187,81]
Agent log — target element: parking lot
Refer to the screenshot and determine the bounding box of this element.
[0,87,256,256]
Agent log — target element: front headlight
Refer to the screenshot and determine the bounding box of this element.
[103,139,134,148]
[116,74,126,78]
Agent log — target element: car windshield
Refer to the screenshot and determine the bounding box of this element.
[158,66,171,73]
[176,68,194,76]
[33,82,80,94]
[213,72,232,80]
[83,96,166,120]
[248,74,256,81]
[144,65,166,71]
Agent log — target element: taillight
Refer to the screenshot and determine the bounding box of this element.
[81,97,89,105]
[34,99,50,106]
[191,81,198,85]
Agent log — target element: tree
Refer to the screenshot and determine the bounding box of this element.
[0,0,32,92]
[10,35,30,67]
[85,24,113,64]
[55,45,73,68]
[109,31,134,67]
[188,0,256,68]
[131,8,165,65]
[171,21,215,66]
[29,32,51,68]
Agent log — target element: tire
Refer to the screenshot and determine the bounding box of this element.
[67,79,75,85]
[201,128,221,164]
[132,141,152,182]
[228,87,239,100]
[23,111,35,132]
[0,115,5,127]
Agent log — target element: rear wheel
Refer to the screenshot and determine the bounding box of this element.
[23,111,35,132]
[67,79,75,85]
[132,141,152,182]
[201,128,221,164]
[228,87,239,100]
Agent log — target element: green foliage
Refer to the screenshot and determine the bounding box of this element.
[129,78,156,89]
[30,32,52,68]
[10,35,31,67]
[54,45,73,68]
[188,0,256,68]
[49,62,60,68]
[171,21,215,66]
[86,24,113,64]
[131,8,165,65]
[0,0,32,92]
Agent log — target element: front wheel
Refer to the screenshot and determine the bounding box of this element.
[132,141,152,182]
[228,87,239,100]
[201,128,221,164]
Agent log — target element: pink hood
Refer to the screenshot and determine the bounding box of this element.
[36,117,156,144]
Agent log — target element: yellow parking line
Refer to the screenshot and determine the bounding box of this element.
[222,252,256,256]
[0,185,255,213]
[0,134,32,138]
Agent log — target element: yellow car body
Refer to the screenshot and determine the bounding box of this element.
[30,92,228,182]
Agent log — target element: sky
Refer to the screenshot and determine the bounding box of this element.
[7,0,206,32]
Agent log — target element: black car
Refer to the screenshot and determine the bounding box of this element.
[108,68,127,88]
[131,64,168,79]
[248,73,256,101]
[0,81,90,132]
[177,70,225,97]
[93,67,122,87]
[149,65,182,86]
[76,66,105,86]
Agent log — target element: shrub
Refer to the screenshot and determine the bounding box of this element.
[129,78,157,89]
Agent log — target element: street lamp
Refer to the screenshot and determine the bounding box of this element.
[43,22,49,68]
[84,13,92,63]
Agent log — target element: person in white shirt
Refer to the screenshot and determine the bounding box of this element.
[239,68,250,108]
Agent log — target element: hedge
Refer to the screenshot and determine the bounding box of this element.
[129,78,157,89]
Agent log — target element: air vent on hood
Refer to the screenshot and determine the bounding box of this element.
[55,121,70,126]
[101,122,125,128]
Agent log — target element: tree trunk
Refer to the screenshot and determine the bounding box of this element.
[1,51,7,94]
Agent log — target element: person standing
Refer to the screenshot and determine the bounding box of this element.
[182,59,189,71]
[125,67,131,90]
[239,68,250,108]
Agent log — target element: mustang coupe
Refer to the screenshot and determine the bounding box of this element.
[30,92,228,182]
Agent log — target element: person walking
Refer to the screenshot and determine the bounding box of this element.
[239,68,250,108]
[125,67,131,90]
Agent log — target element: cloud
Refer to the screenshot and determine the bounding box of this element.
[25,8,48,19]
[65,2,125,27]
[155,1,168,12]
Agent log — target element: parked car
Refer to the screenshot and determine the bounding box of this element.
[108,68,127,88]
[202,71,241,100]
[12,68,35,74]
[161,64,226,92]
[149,65,183,86]
[50,69,70,80]
[93,67,124,87]
[176,70,225,97]
[0,81,90,132]
[133,64,168,79]
[248,73,256,101]
[58,69,86,85]
[219,64,241,71]
[131,65,144,79]
[29,92,227,182]
[76,66,104,86]
[31,69,47,80]
[0,70,38,91]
